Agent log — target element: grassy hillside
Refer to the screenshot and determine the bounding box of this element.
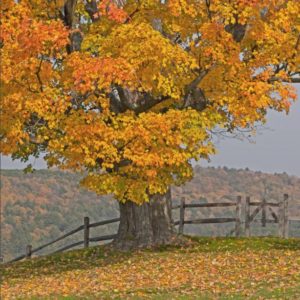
[1,167,300,261]
[1,237,300,299]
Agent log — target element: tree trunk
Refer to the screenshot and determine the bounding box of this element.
[113,189,177,250]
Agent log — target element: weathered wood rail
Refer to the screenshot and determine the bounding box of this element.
[244,194,290,238]
[5,194,298,264]
[173,196,243,237]
[7,217,120,263]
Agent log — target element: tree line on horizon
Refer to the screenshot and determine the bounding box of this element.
[1,166,300,261]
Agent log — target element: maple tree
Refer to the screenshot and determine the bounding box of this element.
[1,0,299,248]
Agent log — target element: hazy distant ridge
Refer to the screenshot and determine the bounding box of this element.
[1,167,300,260]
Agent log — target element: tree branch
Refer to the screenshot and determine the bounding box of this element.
[268,77,300,83]
[109,86,170,114]
[184,70,209,94]
[63,0,77,28]
[205,0,212,20]
[84,0,98,21]
[183,69,211,111]
[35,58,44,92]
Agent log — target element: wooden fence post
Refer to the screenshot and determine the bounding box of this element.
[278,194,287,238]
[26,245,32,259]
[178,197,185,235]
[235,196,242,237]
[84,216,90,248]
[245,196,251,237]
[283,194,289,238]
[262,197,266,227]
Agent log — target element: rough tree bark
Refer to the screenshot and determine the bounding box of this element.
[113,189,178,250]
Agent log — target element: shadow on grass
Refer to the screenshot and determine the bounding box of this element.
[1,244,133,280]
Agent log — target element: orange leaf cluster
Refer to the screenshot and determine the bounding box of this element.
[99,0,129,23]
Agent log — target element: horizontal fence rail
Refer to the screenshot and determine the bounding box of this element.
[53,241,85,254]
[89,218,121,228]
[173,196,243,236]
[184,217,237,224]
[5,193,298,264]
[6,217,120,264]
[31,225,84,255]
[251,219,277,224]
[249,201,279,207]
[89,234,117,242]
[184,202,237,208]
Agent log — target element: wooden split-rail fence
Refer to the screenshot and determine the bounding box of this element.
[7,217,120,263]
[173,196,243,236]
[174,194,292,238]
[6,194,297,264]
[244,194,289,237]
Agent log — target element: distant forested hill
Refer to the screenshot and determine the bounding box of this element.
[1,167,300,261]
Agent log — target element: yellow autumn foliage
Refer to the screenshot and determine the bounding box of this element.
[0,0,298,203]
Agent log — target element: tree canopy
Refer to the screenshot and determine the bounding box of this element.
[1,0,299,204]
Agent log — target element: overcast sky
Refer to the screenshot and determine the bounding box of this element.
[1,86,300,177]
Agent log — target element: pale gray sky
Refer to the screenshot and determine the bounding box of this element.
[1,86,300,176]
[202,85,300,176]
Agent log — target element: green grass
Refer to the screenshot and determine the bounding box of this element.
[3,237,300,279]
[2,237,300,299]
[14,284,300,300]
